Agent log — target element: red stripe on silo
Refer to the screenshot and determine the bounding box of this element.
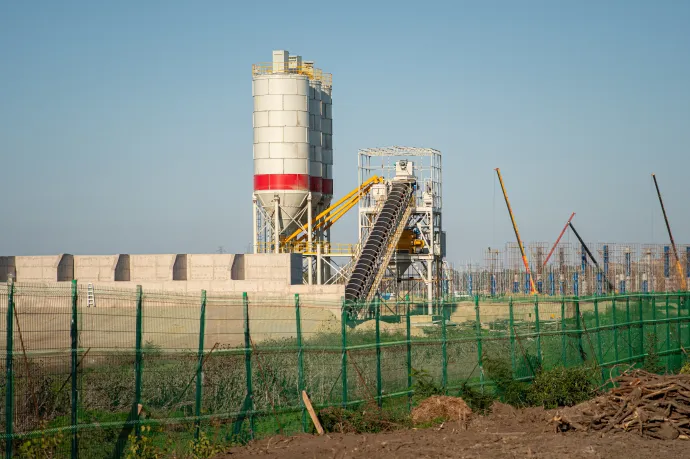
[254,174,310,191]
[322,179,333,195]
[309,176,322,193]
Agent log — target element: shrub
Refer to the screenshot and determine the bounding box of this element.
[457,383,495,414]
[17,425,66,459]
[125,425,172,459]
[319,403,410,434]
[527,366,596,409]
[483,357,529,407]
[643,333,664,374]
[188,431,225,459]
[410,368,442,404]
[680,362,690,375]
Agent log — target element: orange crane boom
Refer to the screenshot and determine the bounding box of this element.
[495,168,536,295]
[543,212,575,267]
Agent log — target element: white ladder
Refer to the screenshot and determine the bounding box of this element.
[87,283,96,308]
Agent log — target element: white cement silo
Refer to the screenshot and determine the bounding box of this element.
[253,51,312,236]
[252,50,331,243]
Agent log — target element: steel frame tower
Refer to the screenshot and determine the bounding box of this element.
[357,146,445,313]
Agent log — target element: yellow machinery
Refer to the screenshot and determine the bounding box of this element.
[396,229,425,253]
[280,175,385,252]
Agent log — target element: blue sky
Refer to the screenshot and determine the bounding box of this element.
[1,1,689,263]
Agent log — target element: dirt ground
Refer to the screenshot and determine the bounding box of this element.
[219,403,690,458]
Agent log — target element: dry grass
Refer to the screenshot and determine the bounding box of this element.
[411,396,472,425]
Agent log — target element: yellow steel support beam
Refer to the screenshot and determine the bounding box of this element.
[282,175,384,245]
[295,194,362,243]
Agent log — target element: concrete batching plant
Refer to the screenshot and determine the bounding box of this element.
[251,51,449,309]
[0,50,451,311]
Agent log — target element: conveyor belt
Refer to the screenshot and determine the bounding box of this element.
[344,181,414,303]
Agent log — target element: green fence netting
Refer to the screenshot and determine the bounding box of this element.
[2,281,690,458]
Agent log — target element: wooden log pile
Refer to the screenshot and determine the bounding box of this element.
[553,370,690,440]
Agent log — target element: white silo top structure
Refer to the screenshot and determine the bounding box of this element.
[252,50,333,253]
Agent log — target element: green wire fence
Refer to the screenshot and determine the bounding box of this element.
[1,281,689,458]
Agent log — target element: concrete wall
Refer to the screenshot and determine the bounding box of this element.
[57,254,74,281]
[115,254,130,281]
[231,255,245,280]
[290,253,303,284]
[74,255,119,281]
[243,253,302,285]
[0,256,16,282]
[188,254,236,281]
[3,252,343,301]
[15,255,64,282]
[173,254,187,280]
[129,254,176,282]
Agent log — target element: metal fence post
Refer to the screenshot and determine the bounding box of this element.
[683,292,689,350]
[375,296,382,407]
[560,297,566,367]
[134,285,143,440]
[5,280,15,459]
[651,294,658,361]
[534,296,542,366]
[639,294,646,358]
[574,297,584,363]
[294,294,306,432]
[405,295,412,412]
[612,298,619,366]
[341,302,348,408]
[665,295,671,372]
[242,292,254,438]
[71,280,79,458]
[625,297,633,361]
[593,298,604,382]
[508,297,516,376]
[441,300,448,393]
[676,294,682,367]
[474,295,484,391]
[194,290,207,440]
[686,292,690,349]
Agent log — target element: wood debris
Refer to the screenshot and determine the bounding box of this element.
[553,370,690,440]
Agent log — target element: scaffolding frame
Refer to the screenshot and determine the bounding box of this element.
[456,241,690,296]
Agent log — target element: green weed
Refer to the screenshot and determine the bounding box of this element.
[319,403,411,434]
[643,333,664,374]
[410,368,443,404]
[483,357,530,407]
[527,366,596,409]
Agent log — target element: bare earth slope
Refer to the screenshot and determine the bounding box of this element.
[219,402,689,458]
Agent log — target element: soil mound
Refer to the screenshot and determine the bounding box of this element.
[411,395,472,424]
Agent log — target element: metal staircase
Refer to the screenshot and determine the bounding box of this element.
[344,180,414,304]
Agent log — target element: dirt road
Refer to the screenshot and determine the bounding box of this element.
[220,403,689,458]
